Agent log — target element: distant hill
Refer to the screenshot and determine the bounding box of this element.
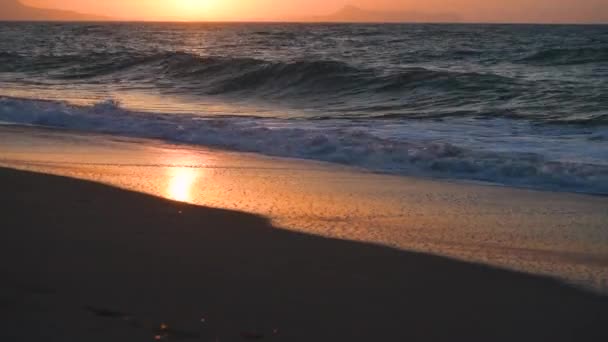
[309,5,461,23]
[0,0,110,21]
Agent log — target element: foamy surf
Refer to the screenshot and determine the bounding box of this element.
[1,96,607,195]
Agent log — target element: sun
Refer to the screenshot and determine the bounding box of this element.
[172,0,211,19]
[175,0,205,11]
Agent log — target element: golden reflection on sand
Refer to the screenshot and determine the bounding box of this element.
[167,167,199,202]
[3,126,608,293]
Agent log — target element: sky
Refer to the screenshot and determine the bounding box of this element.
[18,0,608,23]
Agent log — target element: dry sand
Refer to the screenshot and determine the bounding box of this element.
[1,167,607,341]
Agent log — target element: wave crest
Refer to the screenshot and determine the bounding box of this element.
[0,50,518,96]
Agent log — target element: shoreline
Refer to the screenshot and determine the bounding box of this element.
[2,166,608,341]
[1,124,608,295]
[2,93,607,196]
[1,123,607,198]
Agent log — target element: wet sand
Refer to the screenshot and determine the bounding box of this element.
[1,166,607,342]
[2,125,608,294]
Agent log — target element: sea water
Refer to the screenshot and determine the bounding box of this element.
[1,23,607,193]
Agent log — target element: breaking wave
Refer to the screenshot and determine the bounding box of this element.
[0,50,517,94]
[1,96,607,195]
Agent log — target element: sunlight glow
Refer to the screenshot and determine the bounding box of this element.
[173,0,208,18]
[167,167,198,202]
[20,0,608,23]
[164,0,234,20]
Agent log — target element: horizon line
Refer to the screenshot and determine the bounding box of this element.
[0,19,607,25]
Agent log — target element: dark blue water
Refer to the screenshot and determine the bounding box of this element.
[1,23,607,193]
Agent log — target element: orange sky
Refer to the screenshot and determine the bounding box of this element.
[22,0,608,23]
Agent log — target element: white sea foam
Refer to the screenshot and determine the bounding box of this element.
[1,96,607,194]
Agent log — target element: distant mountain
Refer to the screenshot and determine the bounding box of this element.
[0,0,110,21]
[309,5,461,23]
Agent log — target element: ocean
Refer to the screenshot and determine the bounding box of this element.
[1,22,607,194]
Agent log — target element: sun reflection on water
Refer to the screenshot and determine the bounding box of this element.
[167,167,198,202]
